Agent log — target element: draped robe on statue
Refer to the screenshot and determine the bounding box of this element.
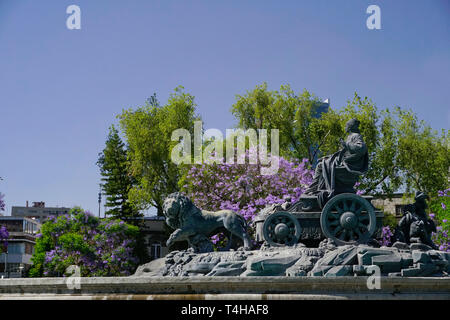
[306,132,369,205]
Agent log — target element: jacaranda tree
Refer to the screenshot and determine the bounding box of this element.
[29,207,140,277]
[180,149,314,244]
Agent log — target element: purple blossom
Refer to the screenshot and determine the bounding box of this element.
[183,152,314,248]
[0,226,8,239]
[37,208,139,277]
[0,225,9,251]
[210,234,220,244]
[353,182,365,195]
[378,226,393,247]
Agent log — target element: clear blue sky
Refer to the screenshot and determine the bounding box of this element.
[0,0,449,216]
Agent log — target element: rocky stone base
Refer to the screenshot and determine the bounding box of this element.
[134,240,450,278]
[0,276,449,299]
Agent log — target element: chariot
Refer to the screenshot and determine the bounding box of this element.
[255,193,384,246]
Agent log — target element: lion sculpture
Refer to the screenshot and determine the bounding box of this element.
[163,192,252,253]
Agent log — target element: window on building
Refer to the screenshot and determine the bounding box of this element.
[7,243,25,254]
[150,243,162,260]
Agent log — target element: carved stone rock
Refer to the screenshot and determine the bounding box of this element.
[242,247,304,276]
[325,265,353,277]
[134,242,450,278]
[286,249,323,277]
[392,241,410,250]
[371,254,402,273]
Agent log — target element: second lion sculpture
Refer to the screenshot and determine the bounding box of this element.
[163,192,252,252]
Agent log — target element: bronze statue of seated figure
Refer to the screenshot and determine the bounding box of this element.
[393,192,437,249]
[304,118,368,205]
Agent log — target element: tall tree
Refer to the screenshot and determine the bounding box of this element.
[231,83,327,163]
[97,125,140,219]
[393,108,449,195]
[118,87,201,216]
[314,96,449,195]
[232,84,449,196]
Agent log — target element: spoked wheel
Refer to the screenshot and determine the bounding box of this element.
[320,193,376,245]
[262,211,302,247]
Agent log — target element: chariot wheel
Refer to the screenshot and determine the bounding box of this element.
[262,211,302,247]
[320,193,376,245]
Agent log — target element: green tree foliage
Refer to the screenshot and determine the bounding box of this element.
[336,101,448,195]
[97,125,141,220]
[118,87,201,215]
[231,83,326,162]
[314,93,387,193]
[232,84,449,196]
[394,109,449,195]
[382,213,398,230]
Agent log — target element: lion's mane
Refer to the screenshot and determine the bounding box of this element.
[164,192,202,228]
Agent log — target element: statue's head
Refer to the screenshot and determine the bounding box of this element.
[345,119,360,133]
[162,192,194,228]
[414,191,429,211]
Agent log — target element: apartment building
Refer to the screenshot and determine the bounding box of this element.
[0,217,41,277]
[11,201,70,223]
